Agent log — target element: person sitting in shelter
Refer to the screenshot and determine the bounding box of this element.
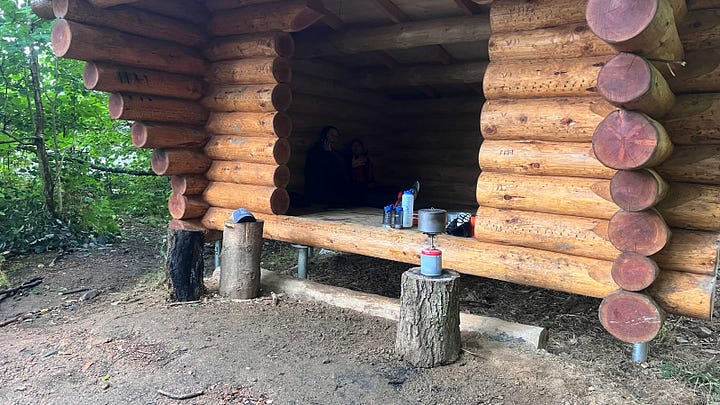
[349,138,375,196]
[304,126,353,207]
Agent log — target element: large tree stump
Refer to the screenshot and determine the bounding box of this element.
[220,220,264,299]
[165,228,205,301]
[395,268,461,368]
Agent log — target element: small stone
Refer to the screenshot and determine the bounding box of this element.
[101,382,110,390]
[676,336,689,344]
[322,358,331,364]
[696,326,713,338]
[79,290,98,301]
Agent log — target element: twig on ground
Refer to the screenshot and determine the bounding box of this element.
[168,300,201,307]
[157,389,204,400]
[0,277,43,303]
[60,287,90,296]
[461,347,485,359]
[0,316,20,327]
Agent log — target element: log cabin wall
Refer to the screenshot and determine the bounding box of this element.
[35,0,719,327]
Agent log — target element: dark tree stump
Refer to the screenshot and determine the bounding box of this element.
[165,228,205,301]
[395,268,461,368]
[220,220,264,299]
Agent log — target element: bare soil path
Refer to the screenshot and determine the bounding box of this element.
[0,223,717,404]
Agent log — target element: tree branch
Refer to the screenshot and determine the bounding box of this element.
[64,154,156,176]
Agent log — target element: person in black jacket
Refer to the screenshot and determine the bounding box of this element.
[304,126,353,207]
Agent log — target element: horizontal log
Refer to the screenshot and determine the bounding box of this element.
[290,113,386,135]
[687,0,720,9]
[483,56,608,99]
[474,206,718,274]
[83,62,203,100]
[87,0,137,7]
[597,53,675,117]
[205,32,294,62]
[291,59,352,82]
[476,172,616,218]
[480,97,615,142]
[205,0,278,11]
[203,182,289,215]
[592,110,674,170]
[51,20,206,76]
[488,23,614,61]
[608,209,671,255]
[289,93,389,125]
[206,57,291,85]
[657,182,720,231]
[171,175,209,195]
[204,136,290,165]
[611,253,660,292]
[129,0,210,24]
[208,1,324,36]
[599,290,665,343]
[108,93,208,125]
[679,9,720,51]
[202,84,292,113]
[205,111,292,137]
[661,93,720,145]
[478,140,615,179]
[151,148,211,176]
[291,74,386,107]
[392,113,479,132]
[586,0,683,61]
[167,219,223,242]
[168,192,209,220]
[473,206,619,260]
[206,161,290,188]
[666,48,720,94]
[201,207,714,319]
[651,229,719,274]
[610,169,669,211]
[295,14,491,57]
[355,62,488,89]
[131,122,208,149]
[656,145,720,184]
[30,0,54,19]
[489,0,587,33]
[388,97,486,115]
[53,0,208,48]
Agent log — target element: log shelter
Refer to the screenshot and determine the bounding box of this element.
[35,0,720,342]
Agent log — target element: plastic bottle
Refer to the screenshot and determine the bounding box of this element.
[401,189,414,228]
[393,206,403,229]
[382,205,393,228]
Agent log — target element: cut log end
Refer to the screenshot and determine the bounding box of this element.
[82,62,100,90]
[610,169,667,211]
[131,122,149,147]
[108,93,124,120]
[275,33,295,57]
[270,188,290,215]
[273,58,292,83]
[274,138,291,165]
[592,110,671,170]
[51,0,70,19]
[273,83,293,111]
[599,290,665,343]
[50,19,72,57]
[608,210,671,255]
[611,252,660,291]
[274,165,291,188]
[274,112,293,138]
[586,0,658,43]
[171,175,208,195]
[597,53,652,105]
[151,149,170,175]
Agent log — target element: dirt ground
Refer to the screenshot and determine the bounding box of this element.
[0,223,718,405]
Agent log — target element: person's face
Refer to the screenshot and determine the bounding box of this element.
[324,129,339,150]
[351,141,363,156]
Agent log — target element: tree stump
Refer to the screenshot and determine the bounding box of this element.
[395,267,461,368]
[220,220,264,299]
[165,228,205,302]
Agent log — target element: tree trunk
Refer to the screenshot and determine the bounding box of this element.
[219,220,264,299]
[164,227,205,301]
[395,267,461,368]
[28,47,58,220]
[597,53,676,118]
[592,109,674,170]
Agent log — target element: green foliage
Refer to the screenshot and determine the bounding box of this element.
[661,361,720,402]
[0,1,170,253]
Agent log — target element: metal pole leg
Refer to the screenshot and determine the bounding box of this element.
[632,342,648,362]
[214,240,222,268]
[292,244,309,279]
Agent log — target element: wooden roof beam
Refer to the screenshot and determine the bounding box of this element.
[371,0,411,23]
[454,0,485,14]
[353,61,488,89]
[295,14,491,57]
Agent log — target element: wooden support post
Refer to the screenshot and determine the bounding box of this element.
[165,227,204,302]
[395,268,461,368]
[220,220,264,299]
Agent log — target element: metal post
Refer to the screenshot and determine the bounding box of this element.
[214,240,222,268]
[292,244,309,279]
[632,342,648,362]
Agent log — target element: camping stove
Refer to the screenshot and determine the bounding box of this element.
[417,209,447,276]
